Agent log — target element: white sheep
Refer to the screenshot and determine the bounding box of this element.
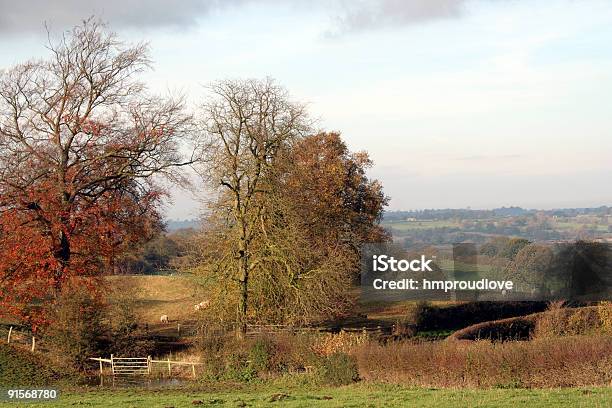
[194,300,210,311]
[160,314,169,323]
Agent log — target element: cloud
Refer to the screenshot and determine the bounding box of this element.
[1,0,474,37]
[0,0,247,35]
[326,0,469,37]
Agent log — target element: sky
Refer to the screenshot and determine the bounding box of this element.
[0,0,611,219]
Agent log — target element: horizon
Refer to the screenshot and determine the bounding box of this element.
[165,203,612,223]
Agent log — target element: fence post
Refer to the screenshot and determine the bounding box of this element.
[177,323,181,336]
[110,354,115,375]
[31,336,35,352]
[167,357,171,375]
[192,363,196,378]
[7,326,12,344]
[147,356,151,375]
[98,358,103,375]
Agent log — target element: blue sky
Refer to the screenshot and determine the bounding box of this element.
[0,0,611,219]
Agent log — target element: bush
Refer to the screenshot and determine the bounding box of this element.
[223,351,257,382]
[534,306,605,338]
[197,325,240,380]
[311,331,368,356]
[317,352,359,385]
[197,328,278,382]
[195,330,364,382]
[270,333,321,372]
[448,306,606,341]
[393,317,417,338]
[248,337,275,373]
[354,335,612,388]
[449,316,536,341]
[42,283,108,370]
[598,301,612,334]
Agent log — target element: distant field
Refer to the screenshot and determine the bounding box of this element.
[553,221,610,232]
[106,275,207,324]
[8,384,611,407]
[383,217,611,237]
[382,219,461,231]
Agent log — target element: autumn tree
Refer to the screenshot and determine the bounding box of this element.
[241,132,389,323]
[282,132,389,263]
[0,19,192,326]
[194,81,388,333]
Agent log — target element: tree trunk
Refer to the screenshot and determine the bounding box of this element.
[53,229,71,293]
[236,243,249,339]
[53,190,72,292]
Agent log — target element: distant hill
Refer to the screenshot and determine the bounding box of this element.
[165,219,200,231]
[383,206,610,222]
[383,207,528,221]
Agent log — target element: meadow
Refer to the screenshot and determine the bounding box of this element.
[1,385,611,408]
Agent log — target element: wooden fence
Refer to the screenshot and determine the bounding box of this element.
[2,325,38,352]
[90,355,203,378]
[245,323,392,336]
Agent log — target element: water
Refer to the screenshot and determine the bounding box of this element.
[79,375,192,388]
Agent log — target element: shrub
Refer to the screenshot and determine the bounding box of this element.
[270,333,321,372]
[223,351,257,382]
[317,352,359,385]
[311,331,368,356]
[598,301,612,334]
[42,283,108,370]
[410,301,434,329]
[534,306,604,337]
[449,306,606,341]
[197,330,292,381]
[248,337,275,373]
[354,335,612,388]
[448,316,536,341]
[197,325,241,380]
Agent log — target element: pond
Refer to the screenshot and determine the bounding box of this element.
[79,375,193,388]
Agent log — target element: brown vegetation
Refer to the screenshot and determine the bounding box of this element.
[354,335,612,388]
[448,305,611,341]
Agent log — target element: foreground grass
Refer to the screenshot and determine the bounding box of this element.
[2,384,610,407]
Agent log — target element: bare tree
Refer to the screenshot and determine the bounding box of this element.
[197,78,310,337]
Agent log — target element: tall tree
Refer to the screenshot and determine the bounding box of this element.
[197,78,309,336]
[0,19,192,326]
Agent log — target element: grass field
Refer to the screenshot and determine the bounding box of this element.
[381,219,461,231]
[2,384,610,407]
[106,275,208,324]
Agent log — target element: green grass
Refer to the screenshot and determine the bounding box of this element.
[0,344,70,387]
[2,384,610,407]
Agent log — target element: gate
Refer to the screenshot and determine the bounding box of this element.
[110,356,150,375]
